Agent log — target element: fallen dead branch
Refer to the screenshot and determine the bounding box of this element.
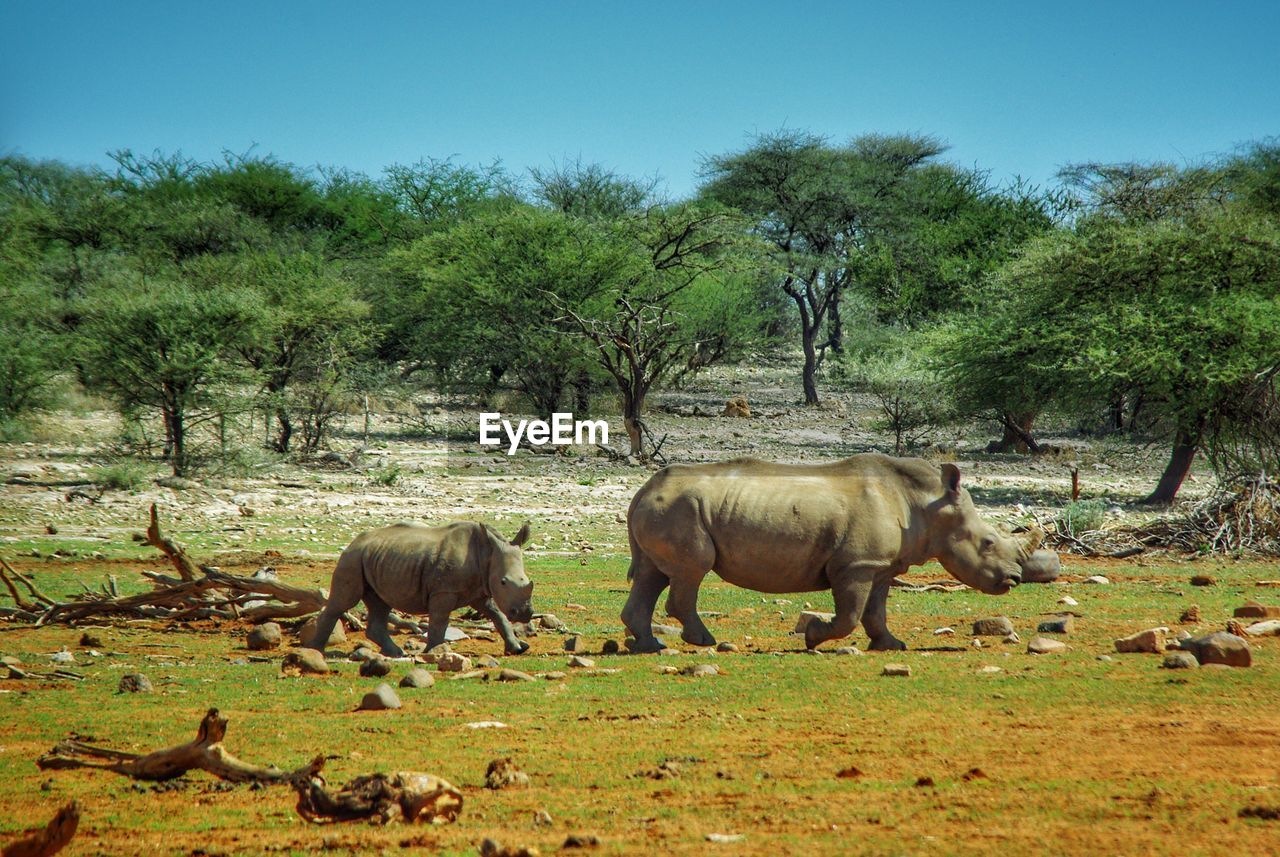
[37,708,322,784]
[1,800,79,857]
[293,770,463,825]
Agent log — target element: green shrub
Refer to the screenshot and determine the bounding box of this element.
[369,463,402,487]
[92,459,152,491]
[1057,499,1108,536]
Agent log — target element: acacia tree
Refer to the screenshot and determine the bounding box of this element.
[554,202,766,457]
[79,281,261,476]
[194,252,373,454]
[937,207,1280,503]
[700,131,946,404]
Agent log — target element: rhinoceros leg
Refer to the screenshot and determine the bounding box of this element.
[862,576,906,651]
[363,589,406,657]
[424,592,459,651]
[665,574,715,647]
[804,569,874,650]
[477,597,530,655]
[620,554,670,653]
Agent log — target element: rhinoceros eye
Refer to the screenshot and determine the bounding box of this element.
[981,535,996,552]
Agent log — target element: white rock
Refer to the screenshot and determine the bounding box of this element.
[1083,575,1111,585]
[1244,619,1280,637]
[464,721,509,729]
[1057,596,1079,606]
[933,627,955,636]
[793,611,835,633]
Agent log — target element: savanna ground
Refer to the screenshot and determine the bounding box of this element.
[2,359,1279,856]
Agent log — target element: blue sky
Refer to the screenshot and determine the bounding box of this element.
[3,1,1277,197]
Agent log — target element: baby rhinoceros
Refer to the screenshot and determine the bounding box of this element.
[307,521,534,657]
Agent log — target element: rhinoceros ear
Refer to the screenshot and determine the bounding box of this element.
[1024,526,1045,552]
[510,522,531,547]
[940,463,962,497]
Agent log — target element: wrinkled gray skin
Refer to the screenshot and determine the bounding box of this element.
[622,454,1048,652]
[308,521,534,657]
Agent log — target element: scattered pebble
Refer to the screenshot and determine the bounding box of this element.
[474,654,501,669]
[567,656,595,668]
[1234,601,1280,619]
[246,623,282,651]
[1057,596,1079,607]
[538,613,567,631]
[1037,617,1073,634]
[495,669,535,682]
[933,627,955,636]
[117,673,153,693]
[543,671,567,681]
[793,611,835,634]
[715,641,738,652]
[399,668,435,688]
[464,721,508,729]
[357,683,401,711]
[1162,652,1199,670]
[1002,632,1020,644]
[359,657,391,677]
[1179,606,1202,624]
[1083,575,1111,585]
[1244,620,1280,636]
[971,617,1014,636]
[833,646,863,656]
[1181,632,1252,667]
[1027,637,1067,654]
[705,833,744,844]
[50,650,74,665]
[562,833,600,849]
[680,664,720,677]
[281,649,329,676]
[881,664,911,677]
[563,635,582,652]
[1114,629,1166,654]
[978,665,1003,674]
[437,652,472,673]
[485,757,530,789]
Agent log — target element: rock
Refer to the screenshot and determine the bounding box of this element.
[1037,617,1074,634]
[50,650,74,664]
[1,655,21,667]
[1097,655,1113,662]
[1114,629,1166,654]
[706,832,745,843]
[474,654,501,669]
[437,652,472,673]
[978,665,1003,674]
[478,839,538,857]
[400,668,435,688]
[298,617,345,648]
[933,627,955,636]
[1227,619,1249,637]
[117,673,153,693]
[715,641,738,652]
[538,613,566,631]
[563,635,582,652]
[562,834,600,848]
[1162,652,1199,670]
[357,683,401,710]
[1058,596,1079,606]
[1176,629,1192,641]
[1181,632,1252,667]
[833,646,863,656]
[543,671,568,680]
[533,809,553,827]
[721,396,751,417]
[246,623,282,651]
[971,617,1014,636]
[1027,636,1067,654]
[1179,605,1202,624]
[281,648,330,676]
[359,657,392,677]
[442,626,469,642]
[9,464,44,480]
[652,623,682,636]
[1002,632,1021,644]
[793,611,835,634]
[495,669,535,682]
[680,663,720,677]
[601,640,620,655]
[1020,549,1061,583]
[567,656,595,668]
[348,646,377,661]
[882,663,911,677]
[78,632,102,648]
[1234,601,1280,619]
[1083,575,1111,585]
[485,757,530,789]
[1245,620,1280,637]
[1190,575,1216,587]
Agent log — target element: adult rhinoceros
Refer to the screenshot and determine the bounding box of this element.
[621,454,1050,652]
[306,521,534,657]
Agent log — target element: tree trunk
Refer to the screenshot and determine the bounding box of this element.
[989,411,1039,453]
[168,408,186,477]
[1142,428,1199,504]
[573,370,591,416]
[274,408,293,454]
[162,411,174,459]
[801,327,820,406]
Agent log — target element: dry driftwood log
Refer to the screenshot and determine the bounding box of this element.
[0,801,79,857]
[293,770,463,825]
[37,708,322,784]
